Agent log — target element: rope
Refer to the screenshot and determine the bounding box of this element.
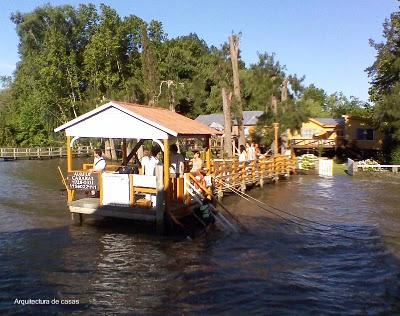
[221,179,359,233]
[220,181,380,241]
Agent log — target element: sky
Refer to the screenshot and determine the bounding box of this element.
[0,0,398,102]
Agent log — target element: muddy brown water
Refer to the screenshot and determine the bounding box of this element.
[0,159,400,315]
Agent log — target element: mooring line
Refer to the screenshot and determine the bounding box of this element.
[220,180,380,242]
[220,179,357,232]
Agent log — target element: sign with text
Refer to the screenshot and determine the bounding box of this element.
[67,172,99,190]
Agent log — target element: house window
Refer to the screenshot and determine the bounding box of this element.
[356,128,374,140]
[300,128,316,138]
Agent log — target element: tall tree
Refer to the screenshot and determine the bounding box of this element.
[367,8,400,144]
[229,34,245,147]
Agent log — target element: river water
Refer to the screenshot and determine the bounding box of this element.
[0,159,400,315]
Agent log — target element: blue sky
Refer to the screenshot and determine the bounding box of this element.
[0,0,397,101]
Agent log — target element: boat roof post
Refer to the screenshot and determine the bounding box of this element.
[163,138,170,210]
[205,136,211,175]
[66,134,73,172]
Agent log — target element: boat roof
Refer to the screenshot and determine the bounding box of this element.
[54,101,222,139]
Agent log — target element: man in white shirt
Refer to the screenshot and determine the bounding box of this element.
[142,147,159,176]
[92,149,107,172]
[142,146,160,206]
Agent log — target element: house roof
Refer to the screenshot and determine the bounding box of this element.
[196,111,263,127]
[54,101,222,139]
[310,117,345,127]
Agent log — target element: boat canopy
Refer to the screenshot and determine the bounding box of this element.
[54,101,222,139]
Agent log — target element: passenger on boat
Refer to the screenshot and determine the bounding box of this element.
[92,149,107,172]
[190,151,203,173]
[190,151,206,188]
[90,148,106,197]
[169,144,185,177]
[143,147,160,176]
[140,150,150,175]
[238,145,247,162]
[143,146,160,206]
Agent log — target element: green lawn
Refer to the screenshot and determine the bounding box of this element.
[333,161,347,175]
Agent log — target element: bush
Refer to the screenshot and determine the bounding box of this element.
[391,146,400,164]
[298,154,318,170]
[357,158,382,171]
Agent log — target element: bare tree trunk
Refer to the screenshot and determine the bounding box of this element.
[104,139,111,159]
[270,95,278,116]
[222,87,233,157]
[229,35,246,147]
[281,78,289,102]
[109,138,117,161]
[169,88,176,112]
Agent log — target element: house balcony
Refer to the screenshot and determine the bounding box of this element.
[290,138,344,149]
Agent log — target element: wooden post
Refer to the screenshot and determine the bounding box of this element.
[129,174,135,207]
[206,137,211,174]
[273,122,279,155]
[218,163,223,200]
[155,165,165,234]
[260,158,265,187]
[241,162,246,192]
[222,87,233,157]
[163,138,170,210]
[66,136,73,172]
[122,138,127,165]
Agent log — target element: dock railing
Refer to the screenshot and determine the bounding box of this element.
[211,155,294,198]
[0,146,93,160]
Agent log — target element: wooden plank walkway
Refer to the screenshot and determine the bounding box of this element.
[0,146,93,160]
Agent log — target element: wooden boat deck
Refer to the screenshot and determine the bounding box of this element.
[69,198,157,221]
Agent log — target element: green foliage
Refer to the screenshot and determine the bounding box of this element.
[2,3,374,147]
[390,146,400,164]
[368,9,400,145]
[298,154,317,170]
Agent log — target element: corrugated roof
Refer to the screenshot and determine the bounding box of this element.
[111,101,222,136]
[196,111,263,127]
[312,118,345,127]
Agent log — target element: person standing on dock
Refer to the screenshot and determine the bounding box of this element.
[239,145,247,162]
[246,142,256,161]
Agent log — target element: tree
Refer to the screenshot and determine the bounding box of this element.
[367,8,400,144]
[229,34,245,147]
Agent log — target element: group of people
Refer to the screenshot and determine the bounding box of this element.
[141,144,204,177]
[238,142,261,162]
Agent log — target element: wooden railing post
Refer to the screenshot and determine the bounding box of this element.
[218,163,223,200]
[241,162,246,192]
[260,158,265,187]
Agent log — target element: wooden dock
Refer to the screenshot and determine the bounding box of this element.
[211,155,295,198]
[0,146,93,160]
